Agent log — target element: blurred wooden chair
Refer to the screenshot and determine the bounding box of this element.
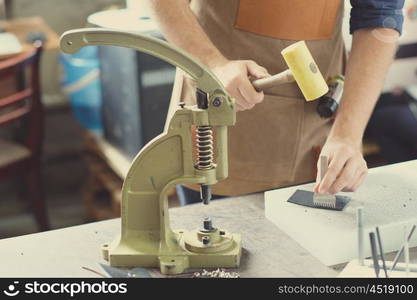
[0,42,49,231]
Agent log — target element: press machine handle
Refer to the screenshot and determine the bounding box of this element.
[60,28,226,97]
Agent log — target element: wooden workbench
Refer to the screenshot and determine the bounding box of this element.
[1,16,60,53]
[0,193,338,278]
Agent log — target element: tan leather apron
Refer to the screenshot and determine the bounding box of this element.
[167,0,345,196]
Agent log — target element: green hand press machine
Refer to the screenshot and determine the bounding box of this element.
[60,29,241,275]
[60,28,328,275]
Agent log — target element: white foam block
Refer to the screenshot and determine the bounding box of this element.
[339,260,417,278]
[265,160,417,266]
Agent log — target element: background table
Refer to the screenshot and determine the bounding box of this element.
[1,17,59,50]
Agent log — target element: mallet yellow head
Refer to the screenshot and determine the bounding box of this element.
[281,41,329,101]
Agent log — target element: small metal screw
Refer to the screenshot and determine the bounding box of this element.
[212,97,222,107]
[202,236,210,245]
[309,62,318,73]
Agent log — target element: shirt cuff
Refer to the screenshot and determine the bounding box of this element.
[350,1,404,34]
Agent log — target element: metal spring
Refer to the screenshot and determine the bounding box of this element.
[196,125,214,170]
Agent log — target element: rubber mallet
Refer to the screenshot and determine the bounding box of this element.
[252,41,329,101]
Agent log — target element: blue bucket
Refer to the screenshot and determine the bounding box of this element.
[60,46,103,136]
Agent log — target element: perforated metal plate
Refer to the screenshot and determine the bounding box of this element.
[288,189,350,211]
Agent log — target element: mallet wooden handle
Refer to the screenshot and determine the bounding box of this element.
[252,69,294,91]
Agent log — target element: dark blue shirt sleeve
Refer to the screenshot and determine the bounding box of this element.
[350,0,405,34]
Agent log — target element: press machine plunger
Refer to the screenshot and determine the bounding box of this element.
[195,88,214,205]
[195,88,217,242]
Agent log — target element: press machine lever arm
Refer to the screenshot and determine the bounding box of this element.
[60,28,225,96]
